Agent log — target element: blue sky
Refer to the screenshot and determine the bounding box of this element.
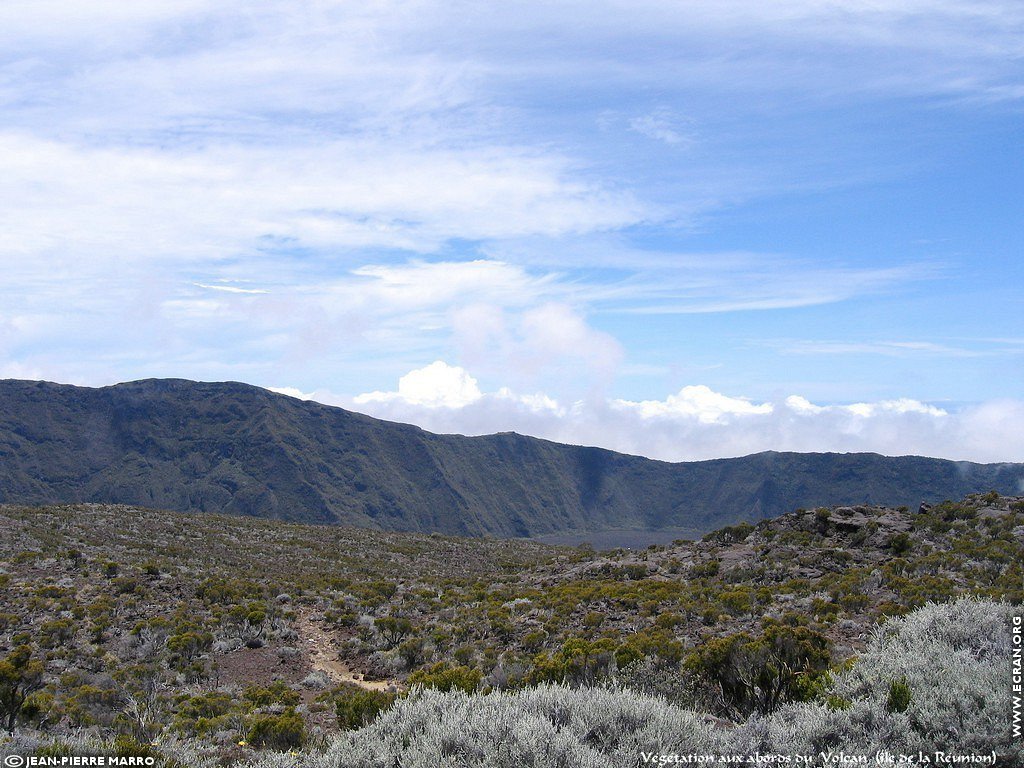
[1,1,1021,461]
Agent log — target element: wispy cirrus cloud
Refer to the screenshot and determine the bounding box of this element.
[614,265,932,314]
[769,338,1024,358]
[591,260,937,314]
[628,109,693,146]
[0,134,642,265]
[194,283,268,295]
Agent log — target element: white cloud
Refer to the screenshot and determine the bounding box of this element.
[616,263,936,315]
[349,261,553,311]
[518,304,624,379]
[785,394,947,418]
[496,387,563,415]
[849,399,948,418]
[953,399,1024,464]
[778,339,985,357]
[615,385,773,423]
[784,394,823,415]
[0,134,642,267]
[345,364,1023,463]
[195,283,268,295]
[629,109,691,146]
[355,361,483,409]
[449,302,624,394]
[267,386,316,400]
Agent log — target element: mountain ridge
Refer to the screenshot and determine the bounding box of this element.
[1,377,1021,538]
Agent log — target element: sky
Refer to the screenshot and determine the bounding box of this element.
[1,0,1022,462]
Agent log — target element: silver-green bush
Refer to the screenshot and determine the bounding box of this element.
[729,597,1020,762]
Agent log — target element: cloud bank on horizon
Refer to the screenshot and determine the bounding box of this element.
[270,361,1024,463]
[0,1,1021,462]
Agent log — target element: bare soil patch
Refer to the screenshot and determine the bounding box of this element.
[295,609,399,692]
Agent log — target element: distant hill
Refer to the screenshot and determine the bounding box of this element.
[0,378,1021,538]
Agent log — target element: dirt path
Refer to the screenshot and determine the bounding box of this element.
[295,610,398,692]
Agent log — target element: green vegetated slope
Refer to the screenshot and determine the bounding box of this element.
[1,378,1022,537]
[0,495,1020,764]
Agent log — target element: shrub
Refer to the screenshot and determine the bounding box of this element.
[730,597,1022,759]
[718,588,754,616]
[334,684,718,765]
[376,616,413,648]
[684,623,831,719]
[242,681,300,709]
[246,707,305,750]
[37,619,75,649]
[689,559,720,579]
[335,686,396,731]
[398,637,426,669]
[0,646,45,732]
[887,532,912,555]
[886,677,912,713]
[831,597,1015,753]
[408,662,482,693]
[654,612,684,630]
[527,638,618,685]
[111,734,160,760]
[172,691,234,735]
[522,631,546,653]
[704,522,754,544]
[62,684,121,729]
[166,631,212,662]
[18,690,56,730]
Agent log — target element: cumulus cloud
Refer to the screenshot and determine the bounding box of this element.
[784,395,947,418]
[345,363,1024,463]
[616,385,773,423]
[353,362,574,415]
[267,386,316,401]
[355,361,483,409]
